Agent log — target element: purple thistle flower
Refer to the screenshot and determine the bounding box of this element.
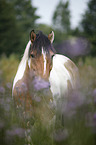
[85,112,93,127]
[21,82,28,92]
[6,82,12,89]
[34,96,41,102]
[4,104,10,112]
[0,98,5,105]
[6,97,11,103]
[0,70,3,75]
[55,37,90,58]
[0,121,5,129]
[6,128,25,138]
[33,77,50,91]
[93,89,96,97]
[85,112,96,128]
[53,129,68,142]
[0,86,5,94]
[15,82,28,95]
[92,89,96,104]
[93,113,96,122]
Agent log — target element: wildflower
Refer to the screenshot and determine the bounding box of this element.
[93,89,96,97]
[0,86,5,94]
[53,129,68,142]
[34,96,41,102]
[93,113,96,125]
[6,97,11,103]
[6,127,25,138]
[0,70,3,75]
[6,82,12,89]
[4,104,10,112]
[21,82,27,90]
[0,121,5,129]
[33,77,50,91]
[93,89,96,104]
[85,112,96,127]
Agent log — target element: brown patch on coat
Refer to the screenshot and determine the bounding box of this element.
[67,80,73,93]
[64,60,79,89]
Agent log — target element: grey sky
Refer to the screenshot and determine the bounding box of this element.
[33,0,89,28]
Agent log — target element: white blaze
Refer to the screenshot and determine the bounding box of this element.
[42,48,46,75]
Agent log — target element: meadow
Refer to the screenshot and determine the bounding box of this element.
[0,54,96,145]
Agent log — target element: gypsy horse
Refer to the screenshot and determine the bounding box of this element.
[12,30,79,126]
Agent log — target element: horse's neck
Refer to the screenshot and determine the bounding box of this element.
[12,41,31,92]
[49,54,79,98]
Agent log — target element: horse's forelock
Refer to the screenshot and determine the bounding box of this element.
[30,31,55,55]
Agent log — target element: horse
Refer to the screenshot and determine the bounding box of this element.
[12,30,79,126]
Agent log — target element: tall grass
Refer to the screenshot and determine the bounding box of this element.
[0,54,96,145]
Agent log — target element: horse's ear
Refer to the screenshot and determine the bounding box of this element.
[48,31,54,43]
[30,30,36,43]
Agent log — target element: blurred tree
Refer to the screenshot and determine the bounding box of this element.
[11,0,40,55]
[71,27,81,37]
[0,0,21,55]
[52,0,71,33]
[0,0,40,56]
[81,0,96,56]
[12,0,39,33]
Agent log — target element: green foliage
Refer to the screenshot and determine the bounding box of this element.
[0,0,40,56]
[81,0,96,56]
[77,56,96,91]
[0,0,21,55]
[12,0,40,33]
[0,54,19,83]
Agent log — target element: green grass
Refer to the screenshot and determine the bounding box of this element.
[0,54,96,145]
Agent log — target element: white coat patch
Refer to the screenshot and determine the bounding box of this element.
[42,48,46,75]
[49,54,76,99]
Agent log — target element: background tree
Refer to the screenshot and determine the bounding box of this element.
[12,0,40,54]
[12,0,39,33]
[52,0,71,33]
[0,0,40,56]
[0,0,21,55]
[81,0,96,56]
[52,0,71,43]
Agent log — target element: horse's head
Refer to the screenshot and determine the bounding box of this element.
[29,30,56,80]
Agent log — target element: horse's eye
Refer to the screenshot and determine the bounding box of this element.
[51,54,55,59]
[31,54,35,58]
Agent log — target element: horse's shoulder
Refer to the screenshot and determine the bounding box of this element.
[53,54,79,77]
